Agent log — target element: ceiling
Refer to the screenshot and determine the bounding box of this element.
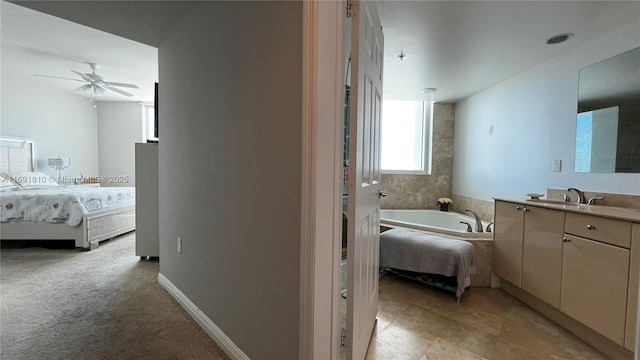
[1,1,160,102]
[378,1,640,102]
[3,1,640,104]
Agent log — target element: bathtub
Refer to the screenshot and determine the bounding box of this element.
[380,209,492,240]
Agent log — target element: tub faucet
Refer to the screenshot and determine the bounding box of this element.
[486,222,494,233]
[465,209,484,233]
[459,221,473,232]
[567,188,586,204]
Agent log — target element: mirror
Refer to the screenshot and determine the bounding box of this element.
[575,47,640,173]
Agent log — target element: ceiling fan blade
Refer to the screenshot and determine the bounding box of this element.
[107,82,139,89]
[70,70,94,83]
[106,86,134,97]
[34,74,85,82]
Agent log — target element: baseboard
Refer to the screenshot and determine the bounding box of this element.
[157,273,250,360]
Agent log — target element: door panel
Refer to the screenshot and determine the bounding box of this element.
[346,1,383,359]
[561,235,629,344]
[360,75,371,184]
[522,207,565,308]
[493,201,524,287]
[625,224,639,350]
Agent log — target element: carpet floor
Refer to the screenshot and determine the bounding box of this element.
[1,233,229,360]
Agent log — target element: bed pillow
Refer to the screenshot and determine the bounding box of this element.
[2,171,60,189]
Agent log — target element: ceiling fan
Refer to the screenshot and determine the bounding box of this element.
[35,62,139,97]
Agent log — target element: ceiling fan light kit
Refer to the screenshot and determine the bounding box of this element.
[34,62,139,99]
[78,83,107,97]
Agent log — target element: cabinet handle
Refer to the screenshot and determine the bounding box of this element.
[516,206,522,211]
[563,237,570,242]
[523,207,530,212]
[586,224,596,230]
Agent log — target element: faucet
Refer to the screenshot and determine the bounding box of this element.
[459,221,473,232]
[465,209,484,233]
[587,196,604,205]
[567,188,587,204]
[486,222,494,233]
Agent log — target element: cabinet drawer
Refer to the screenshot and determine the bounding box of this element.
[565,213,631,248]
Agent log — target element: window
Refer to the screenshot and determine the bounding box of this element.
[381,100,433,174]
[144,104,157,141]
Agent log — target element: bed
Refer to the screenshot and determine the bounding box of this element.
[0,136,135,250]
[379,228,476,302]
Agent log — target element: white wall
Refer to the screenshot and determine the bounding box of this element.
[97,102,144,187]
[158,2,302,359]
[453,19,640,200]
[0,73,99,181]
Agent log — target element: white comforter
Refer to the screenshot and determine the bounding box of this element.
[0,187,135,227]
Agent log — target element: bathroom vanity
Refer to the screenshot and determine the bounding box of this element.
[493,198,640,359]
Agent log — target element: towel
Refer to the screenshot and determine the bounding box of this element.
[380,228,476,297]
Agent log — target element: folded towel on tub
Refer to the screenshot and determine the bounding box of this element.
[380,228,476,298]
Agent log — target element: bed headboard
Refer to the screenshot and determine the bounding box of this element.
[0,136,35,173]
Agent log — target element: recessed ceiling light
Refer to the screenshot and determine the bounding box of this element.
[421,88,437,93]
[546,33,574,45]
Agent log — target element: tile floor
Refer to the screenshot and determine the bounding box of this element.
[363,274,609,360]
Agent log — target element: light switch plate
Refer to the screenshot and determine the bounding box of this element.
[552,160,562,172]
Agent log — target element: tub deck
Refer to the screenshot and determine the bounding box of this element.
[380,209,492,240]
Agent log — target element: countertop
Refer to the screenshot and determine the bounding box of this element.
[494,198,640,223]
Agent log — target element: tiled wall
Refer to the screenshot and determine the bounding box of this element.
[379,102,498,222]
[469,240,493,286]
[451,194,495,222]
[381,103,455,209]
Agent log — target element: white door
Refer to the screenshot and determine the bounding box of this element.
[346,0,384,359]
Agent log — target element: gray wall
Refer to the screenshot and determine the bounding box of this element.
[158,2,302,359]
[453,19,640,201]
[0,73,99,181]
[97,102,144,187]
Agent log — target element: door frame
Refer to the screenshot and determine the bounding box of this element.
[300,1,346,359]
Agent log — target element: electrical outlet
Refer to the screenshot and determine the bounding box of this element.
[552,160,562,172]
[177,237,182,253]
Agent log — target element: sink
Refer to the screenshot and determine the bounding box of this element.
[525,199,592,209]
[565,203,591,209]
[526,199,571,205]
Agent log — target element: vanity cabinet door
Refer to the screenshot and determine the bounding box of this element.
[561,234,629,345]
[625,223,640,351]
[493,201,525,287]
[522,207,565,308]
